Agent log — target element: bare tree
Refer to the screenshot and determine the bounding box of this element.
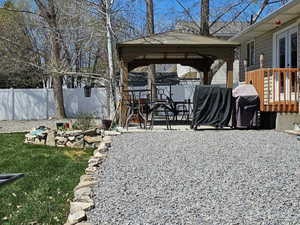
[174,0,290,84]
[0,0,109,118]
[200,0,209,36]
[145,0,156,99]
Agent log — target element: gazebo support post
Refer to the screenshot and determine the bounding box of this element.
[203,68,209,85]
[119,60,129,127]
[226,58,234,89]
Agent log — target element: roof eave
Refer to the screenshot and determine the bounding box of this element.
[117,43,240,48]
[230,0,300,42]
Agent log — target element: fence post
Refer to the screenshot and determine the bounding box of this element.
[46,88,49,119]
[11,88,15,120]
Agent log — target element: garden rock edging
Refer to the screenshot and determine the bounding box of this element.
[64,134,118,225]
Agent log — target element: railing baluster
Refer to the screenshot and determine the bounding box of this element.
[273,69,275,112]
[295,69,297,112]
[288,71,292,110]
[261,69,264,111]
[278,70,281,103]
[284,71,286,112]
[268,69,270,105]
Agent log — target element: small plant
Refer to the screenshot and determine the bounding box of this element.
[75,112,96,130]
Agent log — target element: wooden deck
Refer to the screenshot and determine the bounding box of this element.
[246,68,300,113]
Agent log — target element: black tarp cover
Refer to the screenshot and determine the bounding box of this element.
[192,86,232,128]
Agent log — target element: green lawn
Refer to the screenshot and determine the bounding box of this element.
[0,133,93,225]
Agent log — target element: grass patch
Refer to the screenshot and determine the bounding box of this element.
[0,133,93,225]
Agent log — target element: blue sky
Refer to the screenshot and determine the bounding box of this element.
[121,0,286,30]
[0,0,286,27]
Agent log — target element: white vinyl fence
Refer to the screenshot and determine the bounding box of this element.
[0,88,107,120]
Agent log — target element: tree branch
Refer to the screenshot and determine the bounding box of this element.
[211,1,253,35]
[174,0,201,33]
[0,8,39,16]
[209,1,243,28]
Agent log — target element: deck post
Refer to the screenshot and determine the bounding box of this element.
[203,67,209,85]
[226,58,234,89]
[260,54,264,68]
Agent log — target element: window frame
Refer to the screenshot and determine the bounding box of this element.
[246,40,255,67]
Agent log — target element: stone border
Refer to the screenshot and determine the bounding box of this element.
[64,131,121,225]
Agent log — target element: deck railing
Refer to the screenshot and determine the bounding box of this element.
[245,68,300,113]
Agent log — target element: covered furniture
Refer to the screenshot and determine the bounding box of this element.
[191,86,233,129]
[232,84,260,129]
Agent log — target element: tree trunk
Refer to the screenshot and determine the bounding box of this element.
[200,0,209,36]
[146,0,157,99]
[105,0,117,119]
[37,0,67,119]
[53,75,66,118]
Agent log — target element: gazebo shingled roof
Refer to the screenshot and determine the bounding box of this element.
[118,31,239,88]
[119,31,240,46]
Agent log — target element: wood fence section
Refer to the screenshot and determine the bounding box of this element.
[246,68,300,113]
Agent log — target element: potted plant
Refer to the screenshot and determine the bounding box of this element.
[101,118,112,130]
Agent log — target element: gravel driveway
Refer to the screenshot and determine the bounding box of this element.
[88,130,300,225]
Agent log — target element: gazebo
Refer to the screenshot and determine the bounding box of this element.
[117,31,240,125]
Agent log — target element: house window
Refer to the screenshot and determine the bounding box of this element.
[247,40,255,66]
[290,32,297,68]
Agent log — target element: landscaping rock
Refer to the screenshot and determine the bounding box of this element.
[88,158,100,164]
[25,134,36,139]
[80,175,95,183]
[88,161,101,168]
[94,152,107,159]
[83,129,97,136]
[74,181,96,191]
[85,166,97,173]
[97,142,108,151]
[68,136,75,141]
[55,136,68,143]
[76,222,92,225]
[56,144,66,148]
[64,130,83,136]
[74,187,92,202]
[25,126,102,149]
[34,139,45,145]
[73,140,84,148]
[103,136,112,143]
[102,136,112,147]
[46,131,56,146]
[84,136,102,144]
[104,130,121,136]
[67,210,86,225]
[66,141,75,148]
[70,202,94,212]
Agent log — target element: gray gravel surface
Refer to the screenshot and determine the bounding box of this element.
[0,120,68,133]
[88,130,300,225]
